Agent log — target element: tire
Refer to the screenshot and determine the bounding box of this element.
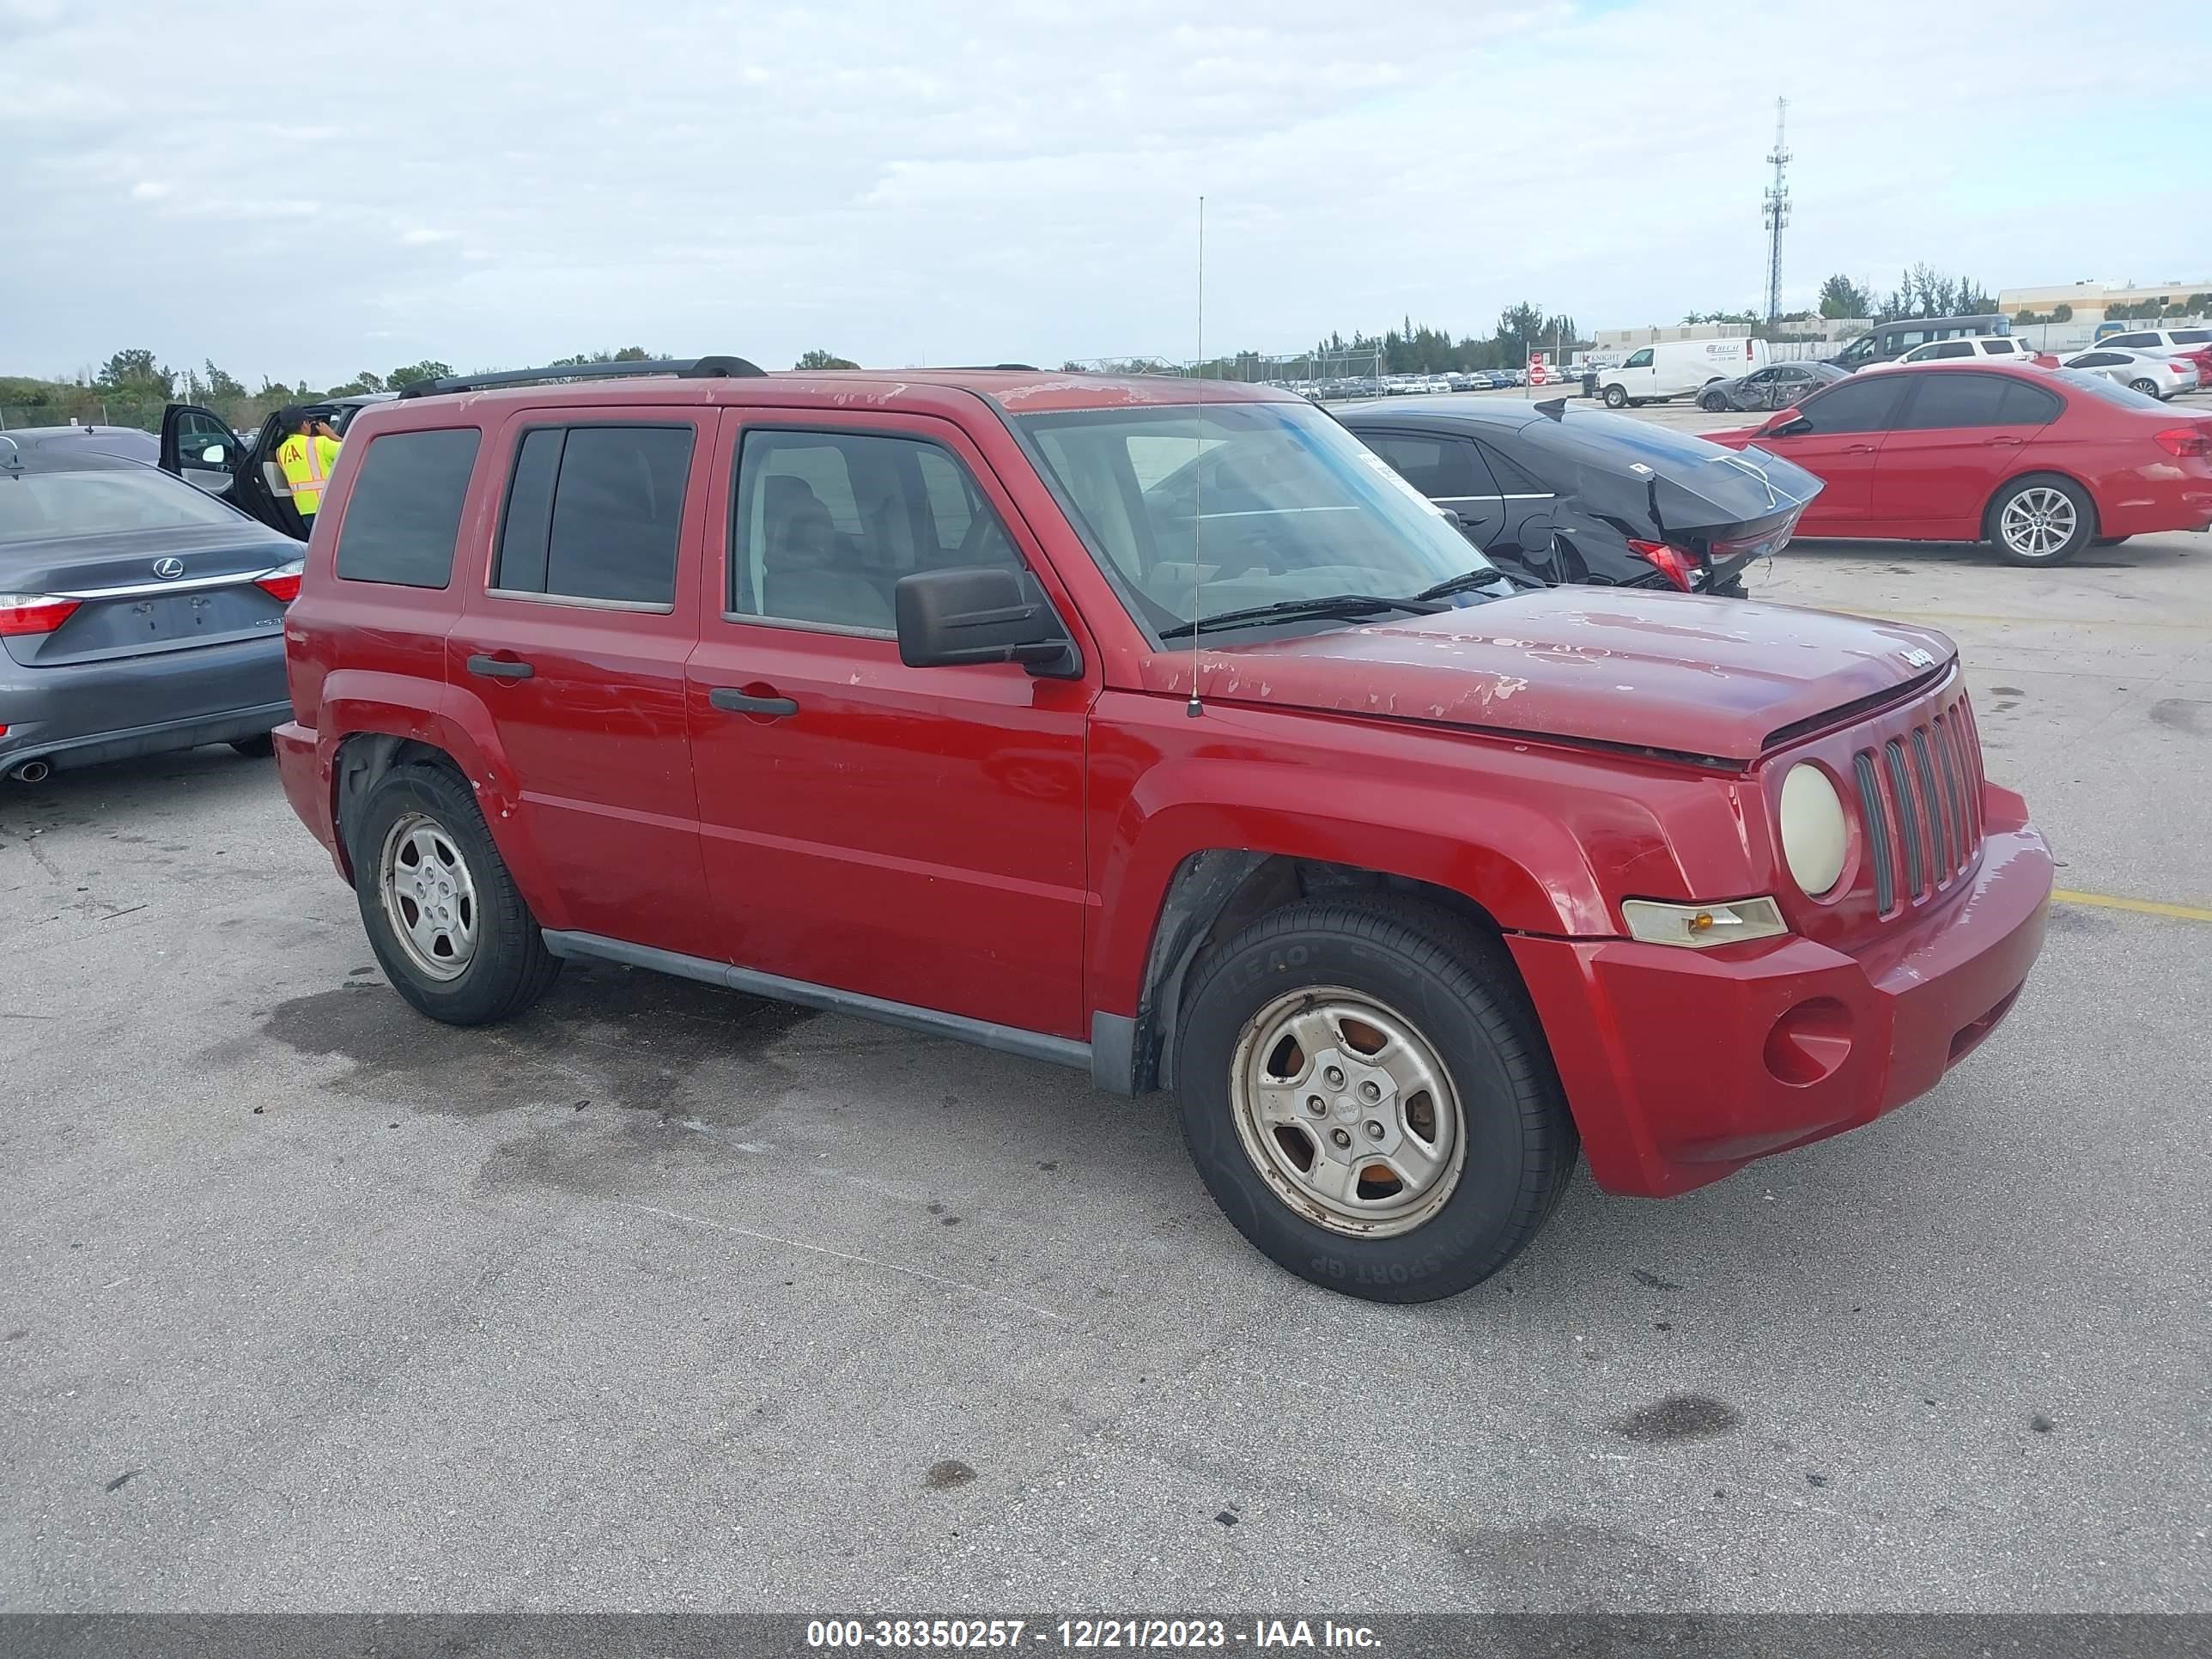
[228,732,276,759]
[1709,576,1749,599]
[1700,392,1729,412]
[347,761,560,1025]
[1174,898,1578,1304]
[2129,379,2161,398]
[2092,535,2130,548]
[1986,473,2094,567]
[1601,384,1628,409]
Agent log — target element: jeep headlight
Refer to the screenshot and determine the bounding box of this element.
[1779,763,1848,897]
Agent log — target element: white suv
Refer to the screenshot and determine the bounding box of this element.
[2096,325,2212,355]
[1869,335,2051,370]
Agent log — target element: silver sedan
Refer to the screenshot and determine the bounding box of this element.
[2062,348,2202,399]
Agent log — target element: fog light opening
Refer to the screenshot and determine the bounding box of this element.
[1763,997,1854,1087]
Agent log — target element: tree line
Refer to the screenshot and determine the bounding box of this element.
[1,345,858,431]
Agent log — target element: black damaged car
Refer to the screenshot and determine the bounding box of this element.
[1342,398,1821,597]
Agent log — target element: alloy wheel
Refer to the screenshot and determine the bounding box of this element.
[1997,487,2077,561]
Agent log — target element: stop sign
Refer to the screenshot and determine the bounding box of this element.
[1528,350,1548,387]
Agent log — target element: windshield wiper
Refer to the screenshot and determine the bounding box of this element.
[1159,592,1445,640]
[1413,565,1540,599]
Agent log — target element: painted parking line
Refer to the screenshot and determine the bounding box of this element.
[2052,888,2212,924]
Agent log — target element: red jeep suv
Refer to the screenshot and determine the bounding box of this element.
[272,357,2053,1302]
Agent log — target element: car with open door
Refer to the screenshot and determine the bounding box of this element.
[1342,398,1820,596]
[0,436,301,781]
[1705,362,2212,564]
[157,392,393,539]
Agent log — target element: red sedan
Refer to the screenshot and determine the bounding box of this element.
[1707,362,2212,565]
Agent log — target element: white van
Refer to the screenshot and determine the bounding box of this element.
[1595,337,1767,407]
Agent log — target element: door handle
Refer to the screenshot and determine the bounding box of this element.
[1982,435,2026,447]
[466,654,534,680]
[1842,442,1878,454]
[710,687,799,718]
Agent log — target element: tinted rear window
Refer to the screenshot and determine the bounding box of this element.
[493,424,691,606]
[334,428,480,587]
[1361,432,1485,498]
[1899,373,2060,429]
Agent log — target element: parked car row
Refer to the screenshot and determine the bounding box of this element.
[1280,370,1523,401]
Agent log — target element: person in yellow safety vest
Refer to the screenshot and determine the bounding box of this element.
[274,407,343,526]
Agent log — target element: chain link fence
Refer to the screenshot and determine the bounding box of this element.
[1,391,301,435]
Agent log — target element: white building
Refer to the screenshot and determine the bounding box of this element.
[1996,278,2212,322]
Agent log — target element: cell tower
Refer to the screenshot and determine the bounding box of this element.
[1763,97,1790,322]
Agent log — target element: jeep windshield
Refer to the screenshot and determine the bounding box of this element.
[1016,399,1501,635]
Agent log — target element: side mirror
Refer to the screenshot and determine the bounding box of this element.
[200,443,228,465]
[1766,413,1812,437]
[895,567,1079,678]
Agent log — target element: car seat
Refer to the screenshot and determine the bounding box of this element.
[760,474,890,629]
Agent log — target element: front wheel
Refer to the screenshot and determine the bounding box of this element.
[349,762,561,1024]
[1700,392,1729,412]
[1175,900,1578,1303]
[1602,385,1628,409]
[1988,474,2094,567]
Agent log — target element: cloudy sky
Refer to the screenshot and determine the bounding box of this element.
[4,0,2205,389]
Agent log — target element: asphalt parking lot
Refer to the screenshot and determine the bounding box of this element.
[3,451,2209,1613]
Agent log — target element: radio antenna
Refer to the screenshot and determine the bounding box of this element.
[1188,194,1206,719]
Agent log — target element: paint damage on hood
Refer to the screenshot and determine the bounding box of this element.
[1134,586,1956,763]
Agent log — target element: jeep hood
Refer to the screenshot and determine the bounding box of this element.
[1133,587,1956,763]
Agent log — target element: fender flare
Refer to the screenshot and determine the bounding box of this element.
[319,672,569,927]
[1091,760,1628,1094]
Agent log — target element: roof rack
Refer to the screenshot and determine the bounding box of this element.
[397,356,767,399]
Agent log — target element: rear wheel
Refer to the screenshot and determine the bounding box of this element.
[1175,900,1577,1303]
[1700,391,1729,412]
[228,733,276,759]
[1602,385,1628,409]
[349,763,560,1024]
[2129,378,2162,398]
[1987,474,2094,567]
[1709,576,1749,599]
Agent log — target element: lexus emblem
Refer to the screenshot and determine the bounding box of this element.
[152,557,186,580]
[1900,647,1936,670]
